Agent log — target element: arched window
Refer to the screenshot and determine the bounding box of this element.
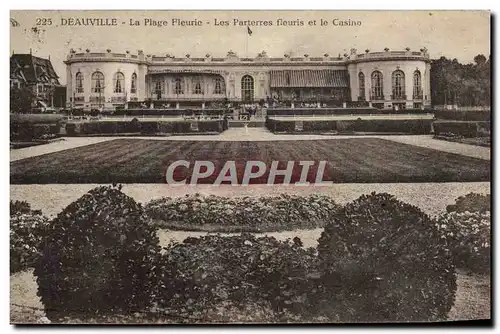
[75,72,84,93]
[113,72,125,93]
[174,77,184,95]
[214,77,225,95]
[193,78,203,95]
[392,70,405,99]
[358,72,365,100]
[413,70,422,99]
[155,81,163,99]
[371,71,383,100]
[131,73,137,94]
[91,71,104,93]
[241,75,254,102]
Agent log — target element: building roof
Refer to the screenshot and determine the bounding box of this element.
[10,54,60,85]
[270,70,349,88]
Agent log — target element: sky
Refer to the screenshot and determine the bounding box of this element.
[10,10,491,85]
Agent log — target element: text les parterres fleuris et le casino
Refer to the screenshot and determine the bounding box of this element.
[56,17,362,28]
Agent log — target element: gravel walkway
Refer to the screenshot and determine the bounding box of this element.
[10,137,116,162]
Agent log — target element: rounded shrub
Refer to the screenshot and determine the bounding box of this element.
[34,185,161,321]
[446,193,490,213]
[436,210,490,273]
[317,192,457,322]
[10,212,49,274]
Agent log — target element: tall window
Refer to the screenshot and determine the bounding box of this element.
[241,75,254,102]
[174,77,184,95]
[75,72,84,93]
[193,78,203,95]
[392,70,405,99]
[358,72,365,100]
[131,73,137,94]
[155,81,163,99]
[91,72,104,94]
[113,72,125,93]
[214,77,224,94]
[413,70,422,98]
[371,71,383,99]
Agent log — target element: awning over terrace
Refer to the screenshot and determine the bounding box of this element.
[270,70,349,88]
[147,69,225,76]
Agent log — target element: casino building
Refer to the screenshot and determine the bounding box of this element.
[64,47,431,111]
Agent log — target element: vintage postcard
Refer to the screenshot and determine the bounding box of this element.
[9,10,491,324]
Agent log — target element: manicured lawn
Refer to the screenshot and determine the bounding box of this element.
[10,138,490,184]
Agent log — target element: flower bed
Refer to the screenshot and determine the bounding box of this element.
[144,194,342,232]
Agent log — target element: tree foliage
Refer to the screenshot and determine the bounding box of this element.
[10,86,35,114]
[430,54,491,107]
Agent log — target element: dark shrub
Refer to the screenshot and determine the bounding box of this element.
[158,121,174,133]
[433,121,490,138]
[434,110,490,122]
[82,122,100,135]
[303,120,336,132]
[436,211,490,273]
[317,192,457,322]
[34,185,161,321]
[98,121,118,134]
[65,123,78,136]
[129,118,141,133]
[10,200,41,216]
[266,120,296,133]
[446,193,491,213]
[156,234,319,321]
[32,124,51,138]
[198,120,224,133]
[139,121,159,134]
[10,212,49,274]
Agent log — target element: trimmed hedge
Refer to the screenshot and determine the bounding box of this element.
[11,122,61,140]
[317,193,457,322]
[434,110,490,122]
[145,194,342,232]
[266,108,432,116]
[65,119,225,136]
[34,186,162,321]
[112,108,227,117]
[433,121,490,138]
[267,118,432,134]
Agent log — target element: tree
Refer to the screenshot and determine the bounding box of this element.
[474,54,487,66]
[430,54,491,107]
[10,86,35,113]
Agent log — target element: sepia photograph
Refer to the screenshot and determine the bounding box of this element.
[9,9,491,324]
